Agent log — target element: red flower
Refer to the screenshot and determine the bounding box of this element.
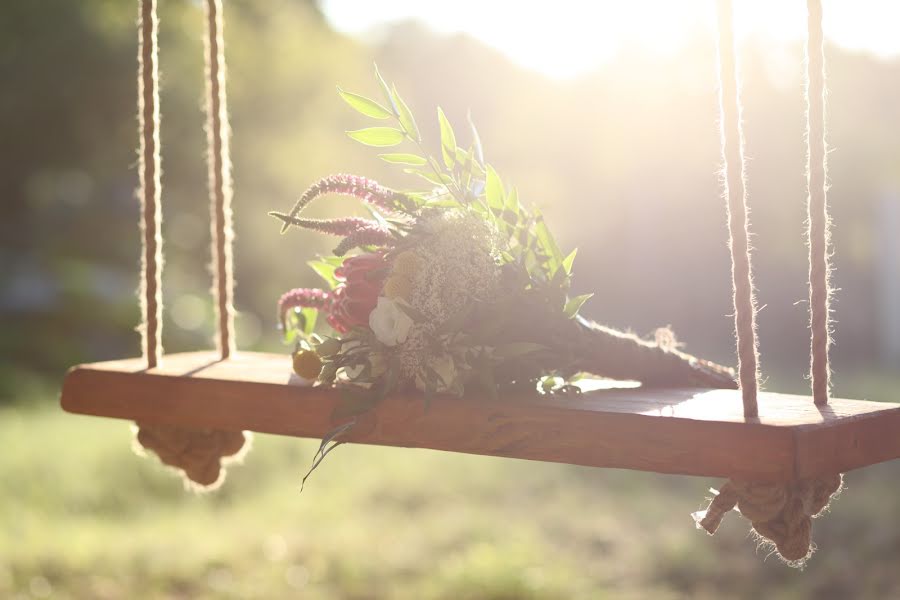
[327,252,388,333]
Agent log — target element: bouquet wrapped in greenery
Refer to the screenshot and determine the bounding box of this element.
[271,70,736,409]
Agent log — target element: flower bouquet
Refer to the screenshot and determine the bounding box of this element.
[271,70,736,473]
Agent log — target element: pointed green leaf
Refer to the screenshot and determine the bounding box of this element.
[564,293,594,319]
[392,84,420,141]
[534,209,563,270]
[437,107,457,169]
[504,186,518,211]
[562,248,578,275]
[378,153,427,166]
[347,127,405,147]
[308,258,339,289]
[404,168,452,186]
[485,165,505,210]
[373,63,398,114]
[300,307,318,336]
[337,88,392,119]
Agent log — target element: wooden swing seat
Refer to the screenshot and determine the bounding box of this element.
[61,351,900,482]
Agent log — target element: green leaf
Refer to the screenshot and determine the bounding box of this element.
[308,258,339,289]
[562,248,577,275]
[534,209,563,272]
[485,165,505,210]
[505,186,520,215]
[404,168,452,186]
[437,107,457,169]
[300,420,356,492]
[378,153,427,166]
[300,307,318,336]
[373,63,398,114]
[337,87,392,119]
[347,127,405,147]
[314,337,342,358]
[392,84,420,141]
[564,293,594,319]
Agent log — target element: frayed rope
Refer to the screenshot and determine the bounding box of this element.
[693,474,842,566]
[134,423,251,492]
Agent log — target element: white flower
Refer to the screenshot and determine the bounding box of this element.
[368,297,413,347]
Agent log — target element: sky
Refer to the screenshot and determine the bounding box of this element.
[322,0,900,79]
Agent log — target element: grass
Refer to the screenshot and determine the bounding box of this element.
[2,372,899,599]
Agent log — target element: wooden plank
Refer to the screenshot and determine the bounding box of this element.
[60,351,900,482]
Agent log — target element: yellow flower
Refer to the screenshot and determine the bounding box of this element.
[292,349,323,380]
[391,250,421,278]
[383,275,413,300]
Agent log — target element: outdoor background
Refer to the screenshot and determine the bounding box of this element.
[1,0,899,598]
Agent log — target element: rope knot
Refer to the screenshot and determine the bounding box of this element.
[135,423,250,491]
[693,474,842,565]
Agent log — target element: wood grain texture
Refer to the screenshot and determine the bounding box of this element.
[61,351,900,482]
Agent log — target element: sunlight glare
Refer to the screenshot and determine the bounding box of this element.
[323,0,900,79]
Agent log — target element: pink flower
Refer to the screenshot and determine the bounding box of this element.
[278,287,331,329]
[327,252,389,333]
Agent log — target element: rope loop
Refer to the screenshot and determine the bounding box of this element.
[135,423,250,491]
[694,474,842,565]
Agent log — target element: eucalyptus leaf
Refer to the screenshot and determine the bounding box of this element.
[347,127,405,147]
[337,87,392,119]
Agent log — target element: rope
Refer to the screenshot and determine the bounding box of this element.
[138,0,163,369]
[694,474,842,566]
[806,0,832,405]
[204,0,236,359]
[715,0,760,418]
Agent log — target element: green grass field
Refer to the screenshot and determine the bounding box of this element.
[3,374,899,599]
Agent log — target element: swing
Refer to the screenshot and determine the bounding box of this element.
[61,0,900,562]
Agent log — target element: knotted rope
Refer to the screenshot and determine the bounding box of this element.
[135,424,250,490]
[715,0,760,418]
[138,0,163,368]
[204,0,236,359]
[694,474,842,565]
[805,0,832,405]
